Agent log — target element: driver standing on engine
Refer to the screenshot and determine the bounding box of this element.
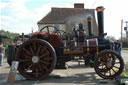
[77,23,85,42]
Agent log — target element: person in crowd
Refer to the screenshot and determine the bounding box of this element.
[4,44,8,51]
[0,43,5,66]
[53,27,59,33]
[78,23,84,33]
[72,27,78,39]
[110,40,115,50]
[114,40,122,56]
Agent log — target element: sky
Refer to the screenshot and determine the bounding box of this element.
[0,0,128,39]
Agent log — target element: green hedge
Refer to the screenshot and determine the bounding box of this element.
[122,42,128,48]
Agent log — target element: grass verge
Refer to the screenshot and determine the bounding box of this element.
[122,48,128,50]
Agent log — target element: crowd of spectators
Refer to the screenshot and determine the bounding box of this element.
[111,40,122,56]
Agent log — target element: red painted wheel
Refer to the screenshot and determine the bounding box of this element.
[16,39,56,80]
[94,50,124,79]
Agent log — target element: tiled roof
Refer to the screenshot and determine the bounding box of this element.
[37,8,95,24]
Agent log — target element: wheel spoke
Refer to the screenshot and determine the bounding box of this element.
[105,53,108,58]
[32,64,36,72]
[37,63,43,71]
[103,70,107,76]
[98,61,105,68]
[23,47,32,56]
[111,53,116,59]
[24,62,31,66]
[35,67,39,77]
[97,61,101,65]
[40,64,48,72]
[106,53,111,60]
[113,66,119,69]
[29,46,34,55]
[109,70,112,76]
[26,64,32,71]
[33,42,36,52]
[98,63,103,69]
[36,46,41,56]
[112,68,116,73]
[43,57,52,61]
[40,46,47,55]
[101,67,107,72]
[111,58,115,64]
[115,62,120,64]
[40,51,49,58]
[40,60,50,65]
[101,64,104,69]
[24,53,32,58]
[19,59,31,62]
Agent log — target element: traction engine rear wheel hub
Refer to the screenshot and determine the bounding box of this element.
[32,56,39,64]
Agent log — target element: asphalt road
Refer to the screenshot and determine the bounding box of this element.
[0,50,127,85]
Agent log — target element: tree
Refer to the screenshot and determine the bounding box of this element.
[0,29,20,45]
[105,36,116,41]
[121,37,128,48]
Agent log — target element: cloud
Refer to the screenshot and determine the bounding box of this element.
[8,0,31,19]
[1,0,87,34]
[34,2,73,22]
[0,0,38,34]
[1,0,71,34]
[34,2,57,22]
[101,0,128,39]
[0,2,8,9]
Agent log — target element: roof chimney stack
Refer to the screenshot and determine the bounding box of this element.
[74,3,84,8]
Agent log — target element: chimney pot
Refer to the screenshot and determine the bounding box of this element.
[74,3,84,8]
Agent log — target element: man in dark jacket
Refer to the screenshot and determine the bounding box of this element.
[114,40,122,56]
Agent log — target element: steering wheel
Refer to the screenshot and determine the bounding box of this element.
[40,26,66,38]
[40,26,58,33]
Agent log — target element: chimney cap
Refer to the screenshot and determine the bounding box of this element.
[74,3,84,8]
[88,16,92,21]
[96,6,105,12]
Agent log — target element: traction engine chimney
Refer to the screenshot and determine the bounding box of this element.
[88,17,93,37]
[96,6,105,38]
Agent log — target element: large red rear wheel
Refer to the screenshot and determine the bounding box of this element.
[16,39,56,80]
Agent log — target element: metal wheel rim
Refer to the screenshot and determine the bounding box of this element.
[94,50,124,79]
[16,39,56,80]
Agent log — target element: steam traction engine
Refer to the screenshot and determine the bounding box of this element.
[10,7,124,80]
